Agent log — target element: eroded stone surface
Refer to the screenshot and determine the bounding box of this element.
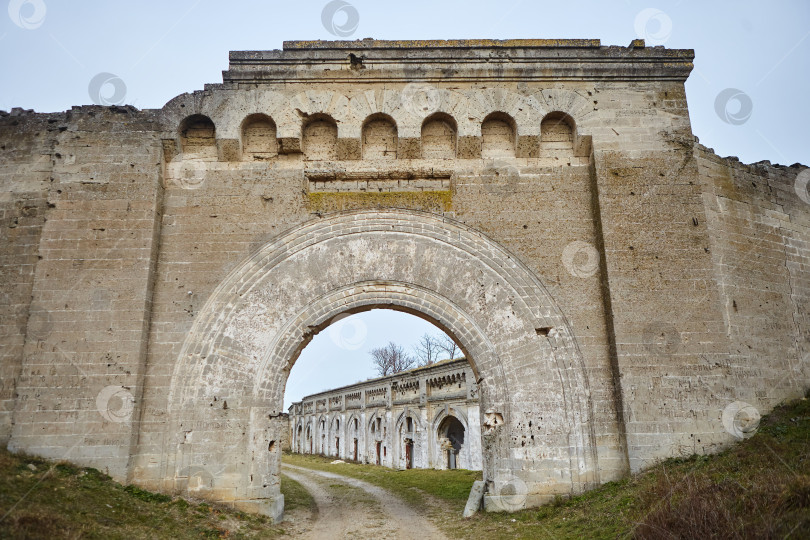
[0,39,807,522]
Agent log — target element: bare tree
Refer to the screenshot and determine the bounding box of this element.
[413,333,442,367]
[370,341,415,376]
[436,334,460,360]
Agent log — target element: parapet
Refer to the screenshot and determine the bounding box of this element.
[223,38,694,84]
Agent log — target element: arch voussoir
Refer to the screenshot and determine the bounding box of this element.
[165,209,596,520]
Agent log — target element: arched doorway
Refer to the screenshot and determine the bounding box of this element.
[348,416,360,461]
[395,411,422,470]
[438,416,465,469]
[368,414,384,466]
[164,209,597,520]
[330,416,340,458]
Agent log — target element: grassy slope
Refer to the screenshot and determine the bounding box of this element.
[1,393,808,538]
[283,452,481,510]
[0,453,314,539]
[285,394,810,539]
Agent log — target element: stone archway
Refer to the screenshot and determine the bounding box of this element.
[165,209,597,520]
[393,409,425,470]
[438,416,466,469]
[432,407,476,470]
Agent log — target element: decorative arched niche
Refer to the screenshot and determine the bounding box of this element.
[241,114,278,160]
[302,114,338,160]
[421,113,457,159]
[179,114,217,159]
[362,113,398,159]
[481,112,516,158]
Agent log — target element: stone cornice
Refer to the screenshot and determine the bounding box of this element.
[224,39,694,84]
[291,358,471,405]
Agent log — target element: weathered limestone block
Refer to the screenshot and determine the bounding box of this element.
[0,39,806,523]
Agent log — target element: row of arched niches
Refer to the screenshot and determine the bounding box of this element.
[167,110,591,163]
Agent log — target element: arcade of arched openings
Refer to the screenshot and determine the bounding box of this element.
[288,359,482,471]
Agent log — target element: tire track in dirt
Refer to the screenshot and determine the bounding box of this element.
[281,463,447,539]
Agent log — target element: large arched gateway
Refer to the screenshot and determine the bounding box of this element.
[163,209,597,518]
[3,39,808,524]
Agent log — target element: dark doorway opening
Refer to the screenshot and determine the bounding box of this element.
[439,416,465,470]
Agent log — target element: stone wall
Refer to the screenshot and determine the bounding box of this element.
[289,359,482,471]
[0,38,807,521]
[698,145,810,412]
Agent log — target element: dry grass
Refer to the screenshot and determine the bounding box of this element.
[1,392,808,538]
[0,451,312,539]
[285,393,810,539]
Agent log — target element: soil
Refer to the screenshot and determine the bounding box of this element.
[281,463,448,539]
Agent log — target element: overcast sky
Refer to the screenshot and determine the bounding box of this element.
[1,0,807,405]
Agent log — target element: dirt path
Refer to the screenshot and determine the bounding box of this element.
[281,463,448,540]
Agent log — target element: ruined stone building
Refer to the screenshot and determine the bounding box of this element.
[288,358,482,471]
[1,39,808,521]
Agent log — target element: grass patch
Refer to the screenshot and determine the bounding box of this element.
[285,393,810,539]
[2,392,808,538]
[0,449,313,539]
[283,453,481,511]
[278,473,316,515]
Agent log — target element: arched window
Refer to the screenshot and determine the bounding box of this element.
[362,114,397,160]
[540,112,575,155]
[179,115,216,158]
[481,112,516,158]
[241,114,277,160]
[421,113,457,159]
[303,115,338,160]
